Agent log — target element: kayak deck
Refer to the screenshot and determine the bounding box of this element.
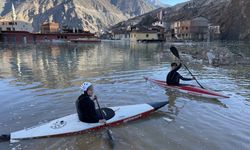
[8,101,168,142]
[144,77,229,99]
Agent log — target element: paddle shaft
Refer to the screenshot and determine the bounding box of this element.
[94,97,115,143]
[95,97,105,120]
[170,46,205,89]
[181,61,205,89]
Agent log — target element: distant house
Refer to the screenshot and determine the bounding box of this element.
[190,17,209,40]
[0,3,33,33]
[171,20,191,40]
[0,19,33,32]
[112,30,130,40]
[100,31,113,39]
[171,17,209,41]
[152,9,166,28]
[41,22,59,33]
[208,25,221,41]
[130,26,165,42]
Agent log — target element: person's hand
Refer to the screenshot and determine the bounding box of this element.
[93,95,97,101]
[99,119,106,124]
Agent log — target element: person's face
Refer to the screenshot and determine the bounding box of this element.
[171,65,177,70]
[87,86,94,96]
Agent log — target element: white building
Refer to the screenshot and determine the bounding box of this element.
[0,3,33,32]
[209,26,220,34]
[0,20,33,32]
[152,10,166,28]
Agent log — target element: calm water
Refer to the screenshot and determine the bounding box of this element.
[0,41,249,150]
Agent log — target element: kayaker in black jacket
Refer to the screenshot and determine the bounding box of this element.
[166,63,195,85]
[76,82,106,123]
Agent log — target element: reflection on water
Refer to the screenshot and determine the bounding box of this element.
[0,41,250,149]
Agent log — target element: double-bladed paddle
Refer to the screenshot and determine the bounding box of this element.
[170,46,205,89]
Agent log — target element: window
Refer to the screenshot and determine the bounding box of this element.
[7,27,11,31]
[186,27,188,30]
[146,34,149,38]
[12,28,15,31]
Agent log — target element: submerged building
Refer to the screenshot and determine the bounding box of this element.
[190,17,209,40]
[171,17,211,41]
[129,26,165,42]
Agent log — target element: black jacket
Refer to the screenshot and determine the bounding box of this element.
[166,63,192,85]
[76,93,99,123]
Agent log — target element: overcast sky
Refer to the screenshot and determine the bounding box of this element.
[160,0,190,6]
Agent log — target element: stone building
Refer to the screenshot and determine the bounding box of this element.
[190,17,209,40]
[171,17,209,41]
[130,26,165,42]
[171,20,191,40]
[41,22,59,33]
[111,29,130,40]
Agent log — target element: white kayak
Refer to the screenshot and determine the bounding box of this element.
[0,101,168,143]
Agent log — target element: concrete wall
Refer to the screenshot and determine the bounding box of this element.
[113,33,130,40]
[1,31,34,44]
[0,32,96,43]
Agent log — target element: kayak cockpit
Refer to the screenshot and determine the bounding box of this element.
[96,108,115,121]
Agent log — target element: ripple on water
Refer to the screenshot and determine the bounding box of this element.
[0,42,249,150]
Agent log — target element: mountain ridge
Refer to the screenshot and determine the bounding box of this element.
[0,0,159,32]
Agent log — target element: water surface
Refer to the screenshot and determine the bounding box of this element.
[0,41,249,150]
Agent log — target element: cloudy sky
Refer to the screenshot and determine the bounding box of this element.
[160,0,190,6]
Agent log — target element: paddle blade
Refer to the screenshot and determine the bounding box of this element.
[0,134,10,142]
[170,46,180,59]
[143,76,148,81]
[107,129,114,141]
[106,129,115,149]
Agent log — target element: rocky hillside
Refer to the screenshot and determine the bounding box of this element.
[165,0,250,40]
[146,0,170,8]
[0,0,158,32]
[221,0,250,40]
[111,0,250,40]
[110,0,154,17]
